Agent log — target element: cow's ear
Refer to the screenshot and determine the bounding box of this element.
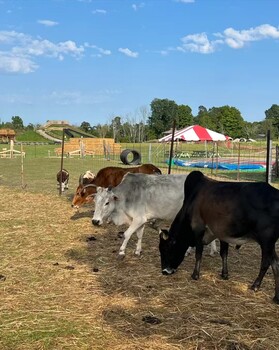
[159,229,169,240]
[107,186,113,192]
[81,188,86,195]
[86,193,96,199]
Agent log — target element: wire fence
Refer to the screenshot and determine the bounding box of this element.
[0,140,278,198]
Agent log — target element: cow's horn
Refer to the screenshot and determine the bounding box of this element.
[159,229,169,240]
[82,184,98,189]
[79,174,84,184]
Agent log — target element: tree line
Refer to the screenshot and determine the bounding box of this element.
[1,100,279,142]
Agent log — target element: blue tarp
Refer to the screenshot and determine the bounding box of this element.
[169,159,266,171]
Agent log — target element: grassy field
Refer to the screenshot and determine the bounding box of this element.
[1,179,279,349]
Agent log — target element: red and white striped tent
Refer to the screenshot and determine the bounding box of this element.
[159,125,227,142]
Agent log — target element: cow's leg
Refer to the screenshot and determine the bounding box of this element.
[220,241,229,280]
[134,225,145,256]
[119,219,145,257]
[209,239,218,257]
[187,240,218,257]
[185,246,194,256]
[191,241,204,280]
[270,250,279,304]
[251,242,274,292]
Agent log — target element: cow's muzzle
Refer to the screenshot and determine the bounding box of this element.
[162,267,176,275]
[92,219,101,226]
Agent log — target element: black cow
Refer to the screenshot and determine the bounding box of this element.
[159,170,279,303]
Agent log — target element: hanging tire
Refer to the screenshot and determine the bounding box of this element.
[120,149,142,165]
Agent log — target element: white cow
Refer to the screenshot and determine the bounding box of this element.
[92,173,217,257]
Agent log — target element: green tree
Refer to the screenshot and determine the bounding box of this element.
[148,98,178,138]
[93,124,112,138]
[26,123,35,130]
[177,104,193,128]
[111,116,122,142]
[194,106,215,130]
[11,116,24,130]
[265,104,279,138]
[80,121,92,133]
[209,106,244,139]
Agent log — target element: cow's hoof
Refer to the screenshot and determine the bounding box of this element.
[250,283,259,292]
[209,252,218,257]
[191,273,199,280]
[162,268,176,275]
[117,254,125,260]
[221,273,229,280]
[134,251,142,257]
[272,296,279,304]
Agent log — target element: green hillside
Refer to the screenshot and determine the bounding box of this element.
[15,124,94,142]
[44,124,95,140]
[16,130,50,142]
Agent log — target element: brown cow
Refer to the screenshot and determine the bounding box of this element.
[57,169,69,192]
[71,163,162,209]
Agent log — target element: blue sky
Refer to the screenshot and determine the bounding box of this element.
[0,0,279,127]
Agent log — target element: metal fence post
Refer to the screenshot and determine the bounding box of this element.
[266,130,271,183]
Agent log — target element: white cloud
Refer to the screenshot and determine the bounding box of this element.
[176,24,279,54]
[0,30,84,73]
[37,19,58,27]
[12,39,84,59]
[84,43,111,56]
[0,30,27,44]
[223,24,279,49]
[0,52,38,73]
[118,47,138,58]
[92,9,107,14]
[179,33,221,54]
[132,3,145,11]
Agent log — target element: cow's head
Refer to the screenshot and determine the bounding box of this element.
[71,184,97,209]
[79,171,95,185]
[159,228,189,275]
[92,186,117,226]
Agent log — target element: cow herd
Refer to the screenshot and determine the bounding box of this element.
[58,165,279,303]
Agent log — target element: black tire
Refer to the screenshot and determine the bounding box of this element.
[120,149,142,165]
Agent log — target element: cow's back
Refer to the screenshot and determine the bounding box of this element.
[137,164,162,174]
[113,173,187,221]
[93,167,129,188]
[186,172,279,242]
[93,164,161,188]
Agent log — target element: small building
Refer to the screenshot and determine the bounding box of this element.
[0,129,16,143]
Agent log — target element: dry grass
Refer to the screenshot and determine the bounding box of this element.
[1,186,279,350]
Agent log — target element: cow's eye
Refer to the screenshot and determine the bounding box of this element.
[105,202,109,206]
